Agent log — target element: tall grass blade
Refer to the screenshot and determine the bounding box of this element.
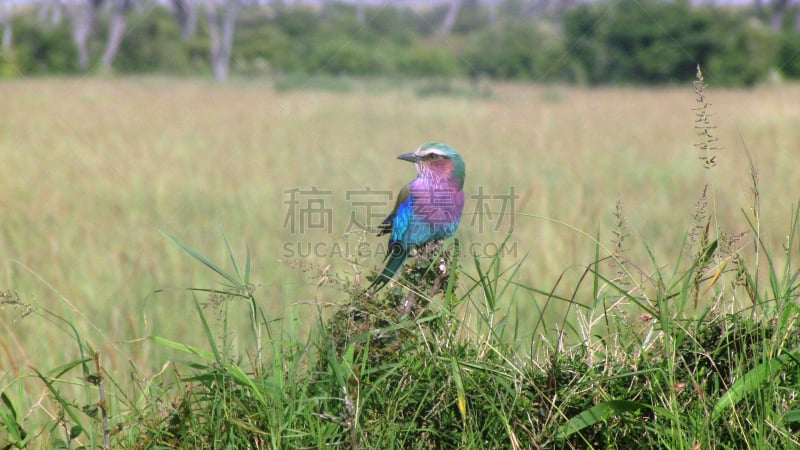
[149,336,216,362]
[556,400,673,439]
[160,230,240,287]
[0,391,27,445]
[450,358,467,430]
[31,367,88,439]
[711,348,800,421]
[783,409,800,425]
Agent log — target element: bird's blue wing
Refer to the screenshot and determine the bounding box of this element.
[391,191,414,244]
[377,184,411,237]
[368,186,414,292]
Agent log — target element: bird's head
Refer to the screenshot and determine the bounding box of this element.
[397,143,465,187]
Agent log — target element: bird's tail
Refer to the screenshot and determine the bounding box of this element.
[368,242,407,292]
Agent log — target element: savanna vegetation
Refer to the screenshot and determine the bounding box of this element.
[2,71,800,447]
[3,0,800,85]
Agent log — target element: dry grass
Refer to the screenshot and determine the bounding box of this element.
[2,77,799,378]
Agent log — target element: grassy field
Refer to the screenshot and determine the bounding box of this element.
[2,76,800,447]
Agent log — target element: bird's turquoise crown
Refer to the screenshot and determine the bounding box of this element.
[414,142,465,183]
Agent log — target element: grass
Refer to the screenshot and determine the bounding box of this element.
[1,74,800,447]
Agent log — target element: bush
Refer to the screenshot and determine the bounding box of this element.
[395,43,461,77]
[234,24,300,74]
[114,8,195,74]
[307,39,386,75]
[463,21,563,80]
[705,16,780,85]
[562,0,781,85]
[11,15,79,75]
[777,32,800,79]
[275,6,320,38]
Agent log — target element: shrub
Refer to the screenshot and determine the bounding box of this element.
[463,21,564,81]
[777,32,800,79]
[395,44,461,77]
[11,15,79,74]
[114,8,195,74]
[562,0,781,85]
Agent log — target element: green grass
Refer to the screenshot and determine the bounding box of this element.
[1,75,800,447]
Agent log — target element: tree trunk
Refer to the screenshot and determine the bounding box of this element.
[320,0,332,20]
[204,0,238,82]
[795,8,800,33]
[356,0,365,24]
[487,1,497,29]
[1,0,12,54]
[770,0,789,31]
[66,0,101,71]
[38,0,63,27]
[171,0,197,40]
[99,0,129,70]
[437,0,462,35]
[753,0,764,20]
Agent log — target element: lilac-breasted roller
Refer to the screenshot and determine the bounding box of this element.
[369,143,466,292]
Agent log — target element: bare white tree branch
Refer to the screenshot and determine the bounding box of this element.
[65,0,102,70]
[204,0,239,82]
[437,0,462,35]
[171,0,197,40]
[2,0,13,54]
[99,0,130,70]
[38,0,64,26]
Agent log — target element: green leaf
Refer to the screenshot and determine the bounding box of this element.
[32,368,86,435]
[0,392,25,441]
[69,424,83,440]
[226,364,268,408]
[783,409,800,424]
[556,400,671,439]
[450,358,467,430]
[149,336,216,361]
[48,357,94,379]
[0,391,17,419]
[193,296,222,363]
[712,349,799,421]
[160,230,240,287]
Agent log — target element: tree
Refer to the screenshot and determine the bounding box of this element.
[170,0,197,40]
[437,0,463,35]
[356,0,365,24]
[37,0,64,26]
[755,0,800,32]
[770,0,790,30]
[100,0,130,70]
[65,0,102,70]
[204,0,239,82]
[1,0,12,54]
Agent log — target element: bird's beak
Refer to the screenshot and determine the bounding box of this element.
[397,152,419,163]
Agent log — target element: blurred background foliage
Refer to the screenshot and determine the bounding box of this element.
[1,0,800,85]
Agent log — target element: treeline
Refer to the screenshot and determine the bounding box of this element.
[2,0,800,85]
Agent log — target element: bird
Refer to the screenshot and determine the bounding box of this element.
[368,142,466,292]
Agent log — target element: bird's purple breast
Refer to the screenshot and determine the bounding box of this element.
[409,177,464,231]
